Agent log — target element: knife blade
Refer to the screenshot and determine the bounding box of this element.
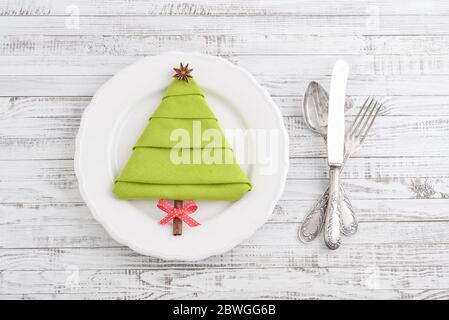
[327,60,348,166]
[324,60,349,250]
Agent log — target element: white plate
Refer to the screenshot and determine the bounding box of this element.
[75,52,289,260]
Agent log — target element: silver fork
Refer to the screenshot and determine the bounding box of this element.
[344,97,382,160]
[299,97,383,243]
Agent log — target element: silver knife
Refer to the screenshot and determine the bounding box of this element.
[324,60,349,250]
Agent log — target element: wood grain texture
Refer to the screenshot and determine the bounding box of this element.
[3,74,449,97]
[3,35,449,56]
[3,16,449,37]
[2,0,449,16]
[5,54,449,76]
[1,267,449,300]
[0,0,448,300]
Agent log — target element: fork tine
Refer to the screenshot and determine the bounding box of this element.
[355,101,379,138]
[348,97,371,134]
[350,97,375,136]
[358,102,382,144]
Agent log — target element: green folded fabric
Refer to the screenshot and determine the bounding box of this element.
[113,77,252,201]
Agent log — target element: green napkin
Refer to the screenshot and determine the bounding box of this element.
[113,77,252,201]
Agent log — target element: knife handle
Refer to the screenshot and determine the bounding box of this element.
[324,166,342,250]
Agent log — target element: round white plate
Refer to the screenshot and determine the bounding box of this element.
[75,52,289,260]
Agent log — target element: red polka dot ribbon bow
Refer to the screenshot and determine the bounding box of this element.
[157,199,200,227]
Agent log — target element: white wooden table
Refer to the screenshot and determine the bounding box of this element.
[1,0,449,299]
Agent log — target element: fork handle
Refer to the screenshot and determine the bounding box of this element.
[324,166,341,250]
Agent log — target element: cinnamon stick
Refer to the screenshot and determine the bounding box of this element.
[173,200,183,236]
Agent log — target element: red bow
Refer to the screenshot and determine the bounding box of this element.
[157,199,200,227]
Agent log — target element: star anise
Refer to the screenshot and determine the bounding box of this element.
[173,63,193,82]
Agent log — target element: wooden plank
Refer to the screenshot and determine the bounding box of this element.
[1,74,449,97]
[3,35,449,56]
[288,114,449,158]
[1,240,449,271]
[276,198,449,222]
[5,54,449,76]
[277,95,449,117]
[283,178,449,201]
[1,0,448,16]
[1,289,446,300]
[234,55,449,76]
[3,55,374,76]
[0,220,448,249]
[261,75,449,97]
[0,75,105,96]
[3,95,449,120]
[2,197,449,229]
[0,34,366,56]
[0,266,449,299]
[2,16,449,37]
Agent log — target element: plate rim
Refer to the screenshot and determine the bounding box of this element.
[74,51,289,260]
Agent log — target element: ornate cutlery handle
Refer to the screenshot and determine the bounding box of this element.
[298,190,329,243]
[324,167,341,250]
[298,184,356,243]
[339,186,357,236]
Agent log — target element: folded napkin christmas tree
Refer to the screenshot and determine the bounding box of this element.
[113,63,252,234]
